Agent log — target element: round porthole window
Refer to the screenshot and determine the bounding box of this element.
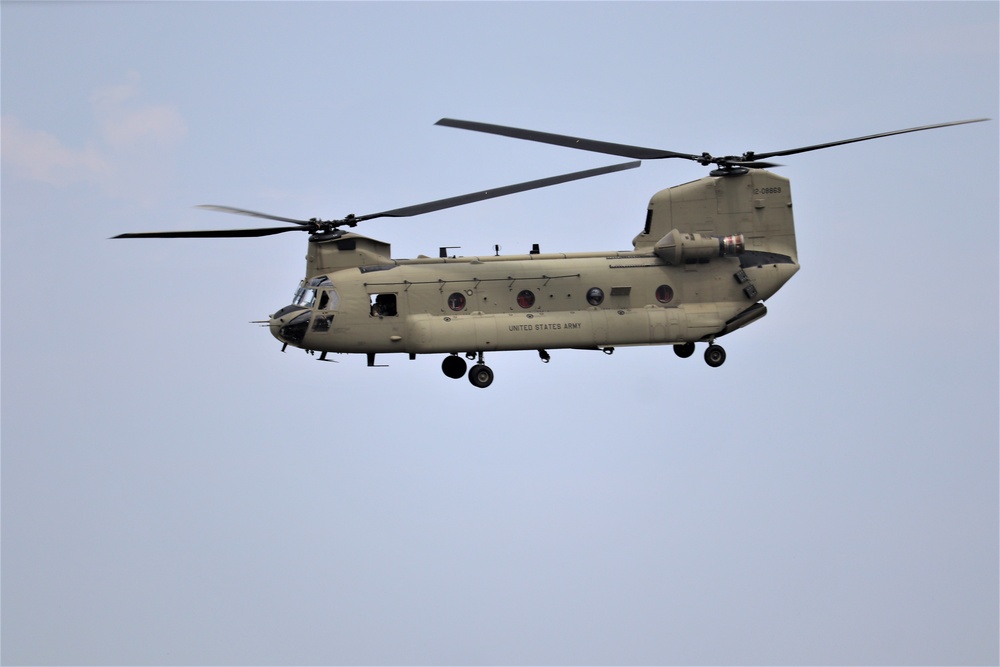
[586,287,604,306]
[447,292,466,311]
[517,289,535,309]
[656,284,674,304]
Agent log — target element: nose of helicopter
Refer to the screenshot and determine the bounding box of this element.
[269,305,311,346]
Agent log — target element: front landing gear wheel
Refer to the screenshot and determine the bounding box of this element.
[704,344,726,368]
[468,364,494,388]
[673,342,696,358]
[442,354,467,379]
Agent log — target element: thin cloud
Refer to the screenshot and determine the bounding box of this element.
[91,73,187,149]
[1,72,187,203]
[1,116,109,185]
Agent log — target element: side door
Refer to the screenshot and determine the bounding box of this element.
[311,288,340,333]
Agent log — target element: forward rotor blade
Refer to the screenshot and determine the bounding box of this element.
[112,226,306,239]
[437,118,699,162]
[727,160,783,169]
[749,118,990,161]
[359,160,641,221]
[195,205,313,226]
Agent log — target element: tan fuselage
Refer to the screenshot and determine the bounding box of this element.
[271,248,798,356]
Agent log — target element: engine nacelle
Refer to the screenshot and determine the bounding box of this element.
[654,229,744,265]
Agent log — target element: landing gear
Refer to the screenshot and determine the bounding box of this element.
[467,351,494,388]
[442,352,495,387]
[704,344,726,368]
[673,341,696,358]
[442,354,467,379]
[675,340,727,367]
[468,364,494,388]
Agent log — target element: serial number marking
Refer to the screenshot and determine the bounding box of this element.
[753,187,783,195]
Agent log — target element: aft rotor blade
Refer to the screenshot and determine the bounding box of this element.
[112,226,306,239]
[359,160,641,221]
[437,118,700,162]
[750,118,990,160]
[195,205,313,226]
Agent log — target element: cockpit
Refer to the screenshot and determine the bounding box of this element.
[292,276,340,310]
[271,276,340,346]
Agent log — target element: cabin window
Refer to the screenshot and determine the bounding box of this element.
[370,293,397,317]
[656,284,674,304]
[447,292,466,311]
[586,287,604,306]
[516,290,535,309]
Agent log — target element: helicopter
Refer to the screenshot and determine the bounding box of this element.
[114,117,987,388]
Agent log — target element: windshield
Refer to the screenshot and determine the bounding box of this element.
[293,286,316,308]
[292,276,335,308]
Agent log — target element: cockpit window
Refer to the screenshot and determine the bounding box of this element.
[293,287,316,308]
[293,277,334,308]
[318,289,339,311]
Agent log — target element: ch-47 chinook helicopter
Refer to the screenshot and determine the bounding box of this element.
[115,117,987,388]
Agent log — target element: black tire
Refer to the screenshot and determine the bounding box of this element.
[442,355,467,379]
[468,364,494,388]
[704,344,726,368]
[673,342,696,358]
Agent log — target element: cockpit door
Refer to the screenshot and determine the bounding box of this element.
[312,288,340,333]
[318,288,340,311]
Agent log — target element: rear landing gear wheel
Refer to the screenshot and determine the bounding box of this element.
[673,342,696,358]
[442,354,467,379]
[704,344,726,368]
[468,364,494,388]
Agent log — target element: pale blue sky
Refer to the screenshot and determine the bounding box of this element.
[2,2,998,664]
